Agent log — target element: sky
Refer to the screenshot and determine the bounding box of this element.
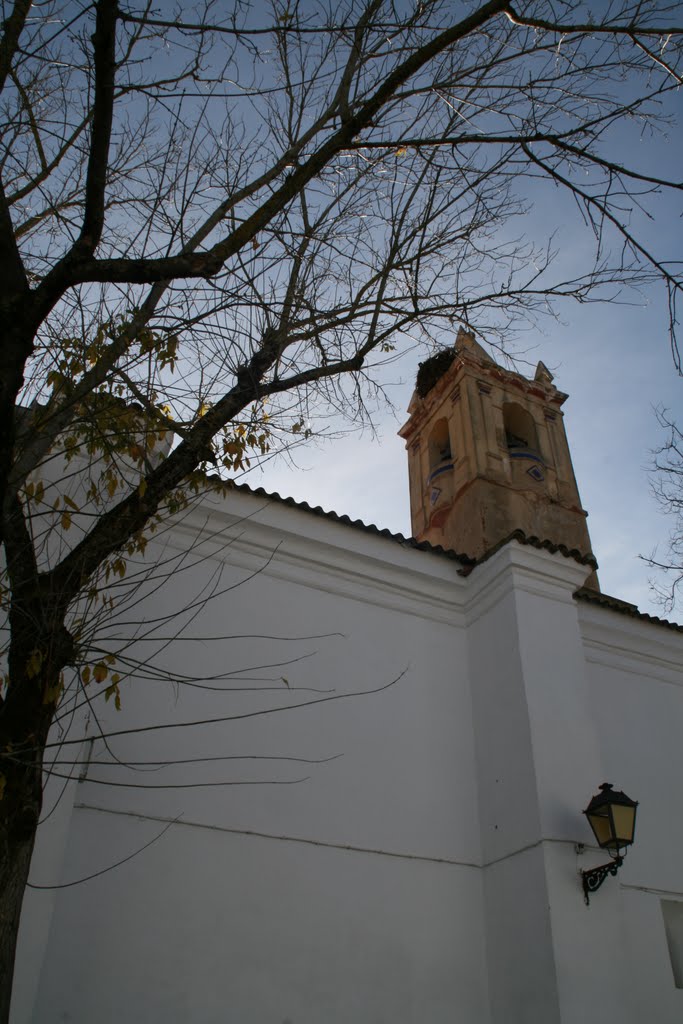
[247,297,680,615]
[228,5,683,618]
[13,3,681,617]
[242,121,683,618]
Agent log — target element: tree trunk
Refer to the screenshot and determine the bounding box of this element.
[0,819,38,1024]
[0,621,64,1024]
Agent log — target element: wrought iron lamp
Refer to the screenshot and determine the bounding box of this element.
[581,783,638,905]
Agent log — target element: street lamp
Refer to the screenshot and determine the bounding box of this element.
[581,783,638,905]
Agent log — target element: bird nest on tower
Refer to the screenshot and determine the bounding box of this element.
[415,347,458,398]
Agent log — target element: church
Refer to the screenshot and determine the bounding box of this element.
[12,330,683,1023]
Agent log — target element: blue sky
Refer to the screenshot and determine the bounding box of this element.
[248,299,680,614]
[242,9,683,617]
[244,122,682,616]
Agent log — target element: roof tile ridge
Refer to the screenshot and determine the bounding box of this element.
[225,480,474,565]
[464,528,598,573]
[574,587,683,633]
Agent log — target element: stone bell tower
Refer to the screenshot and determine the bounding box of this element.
[399,328,598,588]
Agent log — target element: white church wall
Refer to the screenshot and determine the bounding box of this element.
[16,490,492,1024]
[577,603,683,1024]
[9,770,84,1024]
[465,542,683,1024]
[11,484,683,1024]
[30,807,489,1024]
[510,558,638,1024]
[465,543,636,1024]
[466,548,562,1024]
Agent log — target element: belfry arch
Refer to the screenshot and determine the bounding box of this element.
[428,418,453,470]
[503,403,539,455]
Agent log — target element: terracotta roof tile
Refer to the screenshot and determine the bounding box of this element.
[227,481,475,566]
[456,527,598,575]
[574,586,683,633]
[222,482,682,633]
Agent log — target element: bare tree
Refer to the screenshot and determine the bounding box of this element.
[1,1,683,1016]
[644,409,683,611]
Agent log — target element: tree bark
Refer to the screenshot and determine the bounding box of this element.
[0,528,67,1024]
[0,658,55,1024]
[0,822,37,1024]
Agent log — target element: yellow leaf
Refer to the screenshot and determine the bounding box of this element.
[105,681,122,710]
[82,665,91,684]
[139,477,147,498]
[26,649,44,679]
[43,673,64,705]
[64,495,80,511]
[93,663,108,683]
[61,511,72,530]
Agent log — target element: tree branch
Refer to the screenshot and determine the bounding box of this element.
[0,0,31,94]
[35,0,511,296]
[504,5,683,37]
[75,0,118,255]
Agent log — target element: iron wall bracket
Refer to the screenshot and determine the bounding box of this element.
[582,856,623,905]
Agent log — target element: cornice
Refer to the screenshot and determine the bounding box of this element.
[464,537,592,625]
[577,600,683,686]
[398,348,568,442]
[159,487,469,626]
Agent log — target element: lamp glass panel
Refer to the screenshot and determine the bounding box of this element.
[587,810,613,848]
[611,804,636,844]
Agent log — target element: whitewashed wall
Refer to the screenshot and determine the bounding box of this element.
[577,603,683,1024]
[11,488,683,1024]
[14,489,487,1024]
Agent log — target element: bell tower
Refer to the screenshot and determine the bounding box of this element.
[399,328,598,588]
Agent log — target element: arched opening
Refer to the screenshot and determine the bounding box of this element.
[503,403,538,454]
[428,418,453,470]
